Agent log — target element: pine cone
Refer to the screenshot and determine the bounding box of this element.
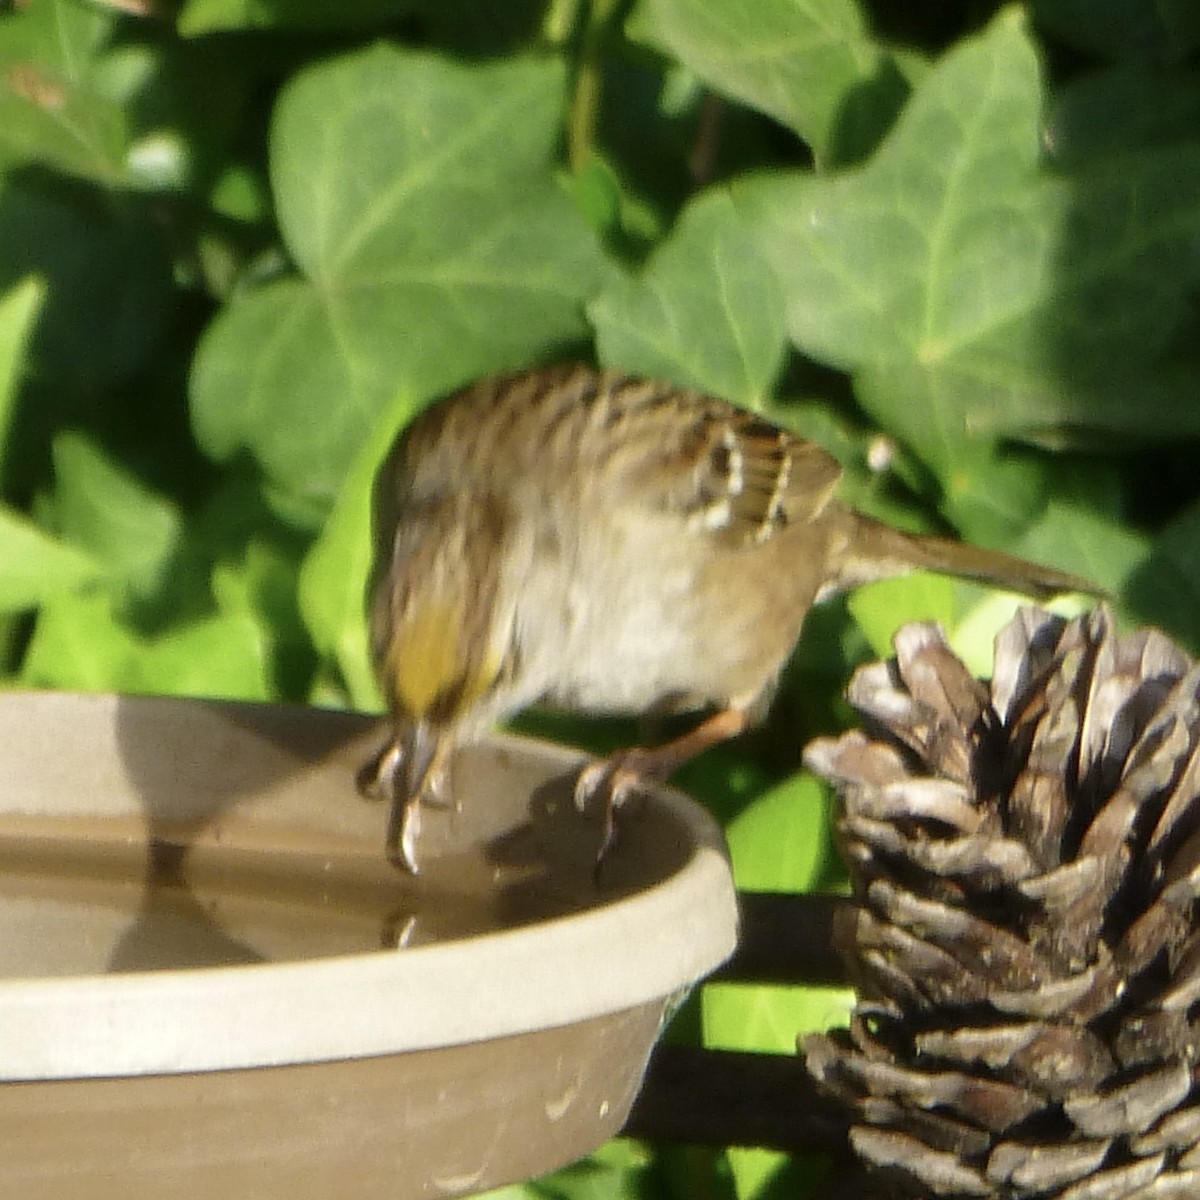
[803,605,1200,1200]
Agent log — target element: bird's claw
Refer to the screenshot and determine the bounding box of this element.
[360,739,422,873]
[574,749,658,870]
[357,739,403,801]
[361,734,459,875]
[573,755,649,811]
[386,794,422,876]
[422,767,456,812]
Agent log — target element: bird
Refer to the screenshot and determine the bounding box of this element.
[359,364,1097,872]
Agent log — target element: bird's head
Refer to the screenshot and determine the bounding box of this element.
[367,490,517,798]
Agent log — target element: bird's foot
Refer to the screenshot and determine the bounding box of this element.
[358,730,461,875]
[357,738,402,801]
[358,739,422,872]
[359,739,455,806]
[573,707,754,869]
[573,747,664,814]
[574,748,661,869]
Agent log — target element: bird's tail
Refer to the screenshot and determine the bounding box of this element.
[822,512,1101,601]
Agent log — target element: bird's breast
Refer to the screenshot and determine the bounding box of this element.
[517,508,819,717]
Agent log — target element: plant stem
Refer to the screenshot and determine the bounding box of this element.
[567,0,622,171]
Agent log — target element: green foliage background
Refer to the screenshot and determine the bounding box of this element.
[2,0,1199,1195]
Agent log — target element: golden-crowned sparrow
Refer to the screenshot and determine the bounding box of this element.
[361,364,1096,872]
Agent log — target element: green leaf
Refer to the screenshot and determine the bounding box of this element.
[628,0,907,165]
[523,1139,660,1200]
[190,47,608,511]
[737,8,1200,478]
[0,0,127,184]
[562,152,664,253]
[0,507,103,613]
[138,612,272,699]
[20,592,133,690]
[848,571,959,660]
[0,274,46,485]
[23,587,273,699]
[725,770,832,891]
[49,433,181,604]
[591,188,786,408]
[937,443,1053,544]
[1096,500,1200,653]
[297,395,409,712]
[737,10,1046,464]
[1011,499,1145,596]
[222,538,314,701]
[703,978,852,1057]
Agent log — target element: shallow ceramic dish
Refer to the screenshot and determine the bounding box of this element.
[0,691,737,1200]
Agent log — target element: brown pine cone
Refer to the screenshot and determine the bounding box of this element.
[804,605,1200,1200]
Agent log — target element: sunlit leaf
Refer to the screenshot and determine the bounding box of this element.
[591,189,786,408]
[0,274,45,484]
[0,0,126,183]
[50,432,181,603]
[0,508,103,613]
[738,8,1200,479]
[629,0,908,164]
[190,47,607,512]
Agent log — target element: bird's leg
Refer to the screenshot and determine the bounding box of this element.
[359,735,452,875]
[575,706,752,863]
[358,739,424,873]
[385,791,423,875]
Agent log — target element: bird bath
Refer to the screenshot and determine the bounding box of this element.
[0,691,737,1199]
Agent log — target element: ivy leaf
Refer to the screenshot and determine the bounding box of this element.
[590,189,786,408]
[737,8,1200,480]
[296,392,407,712]
[0,509,103,613]
[724,769,833,892]
[23,579,274,699]
[937,442,1054,544]
[49,433,181,605]
[190,47,607,514]
[848,572,959,662]
[0,0,126,184]
[628,0,908,165]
